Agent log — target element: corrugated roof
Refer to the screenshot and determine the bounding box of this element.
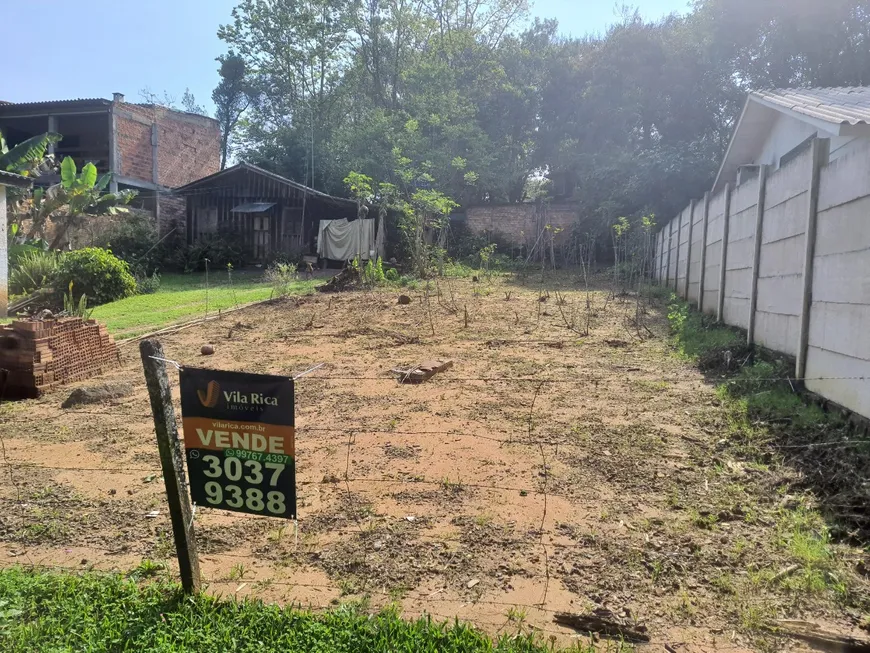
[175,162,356,207]
[0,98,110,107]
[752,87,870,127]
[0,170,33,187]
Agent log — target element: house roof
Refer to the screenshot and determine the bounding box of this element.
[174,162,356,208]
[713,86,870,193]
[0,169,33,188]
[752,87,870,128]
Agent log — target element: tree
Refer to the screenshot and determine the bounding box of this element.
[212,53,253,168]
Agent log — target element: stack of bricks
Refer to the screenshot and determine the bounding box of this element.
[0,318,120,399]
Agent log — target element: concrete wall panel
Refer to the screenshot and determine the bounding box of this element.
[754,311,800,355]
[761,195,807,245]
[654,138,870,418]
[818,143,870,211]
[758,235,805,278]
[809,302,870,361]
[812,250,870,305]
[764,146,812,209]
[806,346,870,418]
[815,197,870,257]
[723,296,750,330]
[731,179,759,214]
[756,274,803,316]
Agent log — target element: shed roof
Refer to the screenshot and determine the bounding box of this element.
[713,86,870,192]
[0,169,33,188]
[174,162,356,208]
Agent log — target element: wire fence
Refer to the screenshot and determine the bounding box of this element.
[1,295,868,646]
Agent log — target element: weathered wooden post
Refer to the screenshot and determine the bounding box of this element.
[140,338,201,593]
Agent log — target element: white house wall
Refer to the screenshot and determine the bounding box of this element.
[754,113,823,169]
[755,112,863,172]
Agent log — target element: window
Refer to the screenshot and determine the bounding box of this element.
[196,207,218,236]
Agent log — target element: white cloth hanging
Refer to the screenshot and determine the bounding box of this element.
[317,219,376,261]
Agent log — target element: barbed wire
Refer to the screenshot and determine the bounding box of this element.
[0,559,761,649]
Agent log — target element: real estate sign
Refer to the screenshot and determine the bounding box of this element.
[179,367,296,519]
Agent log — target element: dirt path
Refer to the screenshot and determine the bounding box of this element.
[0,273,865,651]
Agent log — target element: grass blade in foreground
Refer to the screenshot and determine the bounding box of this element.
[0,568,591,652]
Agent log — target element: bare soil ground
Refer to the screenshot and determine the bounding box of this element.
[0,272,867,651]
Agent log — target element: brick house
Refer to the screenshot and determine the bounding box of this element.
[0,94,221,235]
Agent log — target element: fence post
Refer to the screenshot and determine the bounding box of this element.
[747,165,768,345]
[665,218,674,286]
[697,192,711,312]
[140,339,201,594]
[796,138,829,379]
[717,183,732,323]
[673,211,682,293]
[684,199,696,299]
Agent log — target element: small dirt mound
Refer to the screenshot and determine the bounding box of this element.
[61,382,133,409]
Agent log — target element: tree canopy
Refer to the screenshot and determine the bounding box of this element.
[214,0,869,239]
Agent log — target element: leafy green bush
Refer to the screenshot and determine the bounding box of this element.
[9,250,58,296]
[385,267,400,282]
[265,262,298,298]
[164,233,250,273]
[52,247,136,305]
[362,257,386,285]
[135,271,161,295]
[90,212,160,276]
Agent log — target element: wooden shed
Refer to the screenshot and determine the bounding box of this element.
[175,162,357,261]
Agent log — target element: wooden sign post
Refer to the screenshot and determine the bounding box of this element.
[140,339,201,593]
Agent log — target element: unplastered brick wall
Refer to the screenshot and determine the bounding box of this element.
[466,203,579,246]
[116,103,220,187]
[159,194,187,237]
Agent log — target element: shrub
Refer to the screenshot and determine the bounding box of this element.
[88,212,160,276]
[9,250,58,296]
[135,271,161,295]
[362,257,386,286]
[265,262,298,298]
[52,247,137,305]
[385,267,400,282]
[164,233,250,273]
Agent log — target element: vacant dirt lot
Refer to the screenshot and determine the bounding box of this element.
[0,272,866,651]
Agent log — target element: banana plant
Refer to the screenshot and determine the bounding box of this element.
[13,156,137,247]
[0,130,62,176]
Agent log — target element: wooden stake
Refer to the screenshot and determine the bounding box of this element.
[140,338,201,593]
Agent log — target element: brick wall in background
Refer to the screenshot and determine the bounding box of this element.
[115,103,220,188]
[466,203,579,246]
[115,111,152,182]
[158,194,187,237]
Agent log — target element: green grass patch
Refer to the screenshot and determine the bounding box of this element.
[667,298,741,360]
[91,271,318,338]
[0,567,586,652]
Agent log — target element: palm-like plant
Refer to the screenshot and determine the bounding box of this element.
[0,130,62,177]
[1,129,138,247]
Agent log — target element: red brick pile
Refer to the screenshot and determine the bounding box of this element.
[0,318,119,399]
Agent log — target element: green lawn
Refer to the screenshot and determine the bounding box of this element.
[91,271,319,338]
[0,568,568,653]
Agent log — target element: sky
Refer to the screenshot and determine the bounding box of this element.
[3,0,689,115]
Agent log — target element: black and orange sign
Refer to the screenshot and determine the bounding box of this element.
[179,367,296,519]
